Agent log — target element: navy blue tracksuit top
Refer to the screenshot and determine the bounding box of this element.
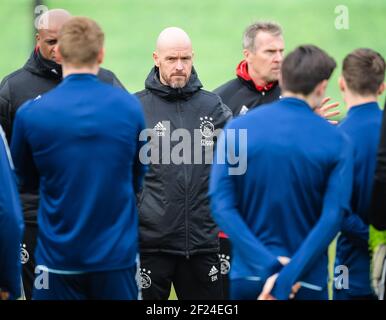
[0,126,24,299]
[209,97,354,300]
[10,73,146,273]
[335,102,383,297]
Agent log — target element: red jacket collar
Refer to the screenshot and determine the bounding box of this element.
[236,60,276,92]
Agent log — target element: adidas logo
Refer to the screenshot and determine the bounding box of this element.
[154,122,166,136]
[208,266,218,277]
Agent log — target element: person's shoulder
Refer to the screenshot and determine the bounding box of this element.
[315,116,351,152]
[213,78,240,95]
[14,96,40,120]
[244,98,281,117]
[98,67,115,81]
[0,68,28,89]
[102,84,142,111]
[97,67,126,89]
[134,88,150,100]
[198,88,224,105]
[197,89,231,114]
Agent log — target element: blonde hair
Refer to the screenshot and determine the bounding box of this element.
[58,17,104,66]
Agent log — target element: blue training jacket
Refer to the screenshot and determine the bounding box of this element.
[0,126,24,299]
[11,73,147,273]
[335,102,383,296]
[209,97,354,300]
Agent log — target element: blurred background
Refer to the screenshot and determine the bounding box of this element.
[1,0,385,119]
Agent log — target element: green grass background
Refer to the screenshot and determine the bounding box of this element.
[1,0,385,116]
[1,0,385,299]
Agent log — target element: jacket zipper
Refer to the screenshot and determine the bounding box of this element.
[176,99,190,259]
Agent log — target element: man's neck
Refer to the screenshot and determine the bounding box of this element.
[62,65,99,78]
[282,91,316,110]
[246,64,269,87]
[344,92,378,110]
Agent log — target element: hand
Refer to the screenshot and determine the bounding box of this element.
[258,269,302,300]
[0,289,10,300]
[256,256,291,300]
[278,256,290,265]
[316,97,340,125]
[258,273,278,300]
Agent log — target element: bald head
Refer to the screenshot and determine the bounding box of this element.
[153,27,194,88]
[35,9,72,62]
[36,9,71,31]
[156,27,192,53]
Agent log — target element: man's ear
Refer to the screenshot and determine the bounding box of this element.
[243,48,252,63]
[35,32,40,44]
[97,47,105,65]
[153,51,160,67]
[377,82,385,96]
[338,76,346,92]
[316,79,328,97]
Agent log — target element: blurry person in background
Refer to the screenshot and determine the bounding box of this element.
[0,8,125,299]
[11,17,146,300]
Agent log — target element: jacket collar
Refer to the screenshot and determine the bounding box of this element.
[144,66,202,101]
[23,47,62,80]
[236,60,277,93]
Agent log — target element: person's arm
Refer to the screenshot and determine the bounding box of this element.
[10,104,39,192]
[132,98,148,194]
[213,101,233,130]
[209,126,282,280]
[0,127,24,300]
[0,79,13,143]
[111,72,126,91]
[270,138,354,300]
[370,102,386,230]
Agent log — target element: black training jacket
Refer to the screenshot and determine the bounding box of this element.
[136,67,232,256]
[0,50,125,220]
[214,77,281,116]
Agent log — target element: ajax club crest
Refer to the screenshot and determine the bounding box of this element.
[140,268,152,289]
[20,243,29,264]
[200,116,214,146]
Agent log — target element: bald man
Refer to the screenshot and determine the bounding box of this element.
[135,27,232,300]
[0,9,124,299]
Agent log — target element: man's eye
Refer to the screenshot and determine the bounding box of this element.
[46,40,57,45]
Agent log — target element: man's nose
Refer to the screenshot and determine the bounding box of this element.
[274,51,284,62]
[176,59,183,70]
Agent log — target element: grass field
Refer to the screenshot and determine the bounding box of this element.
[1,0,385,117]
[1,0,385,300]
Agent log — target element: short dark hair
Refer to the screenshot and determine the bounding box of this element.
[281,45,336,95]
[342,48,385,95]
